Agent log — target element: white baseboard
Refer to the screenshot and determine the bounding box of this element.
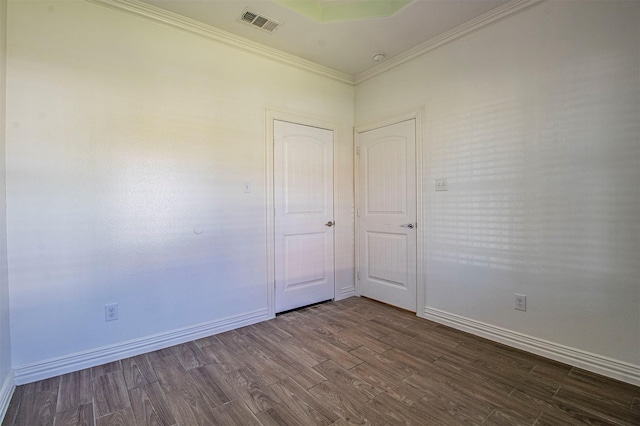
[14,308,271,385]
[421,307,640,387]
[336,287,356,300]
[0,370,15,425]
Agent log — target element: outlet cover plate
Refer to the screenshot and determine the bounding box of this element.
[514,294,526,311]
[105,303,119,321]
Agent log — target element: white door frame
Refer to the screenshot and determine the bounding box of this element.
[354,108,425,315]
[266,108,339,318]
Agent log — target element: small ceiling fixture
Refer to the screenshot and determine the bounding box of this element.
[372,53,386,63]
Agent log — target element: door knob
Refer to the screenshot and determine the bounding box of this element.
[401,223,415,229]
[325,221,335,227]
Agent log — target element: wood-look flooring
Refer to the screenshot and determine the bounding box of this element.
[3,297,639,425]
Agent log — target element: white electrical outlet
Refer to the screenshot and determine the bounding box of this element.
[105,303,118,321]
[435,178,448,191]
[514,294,526,311]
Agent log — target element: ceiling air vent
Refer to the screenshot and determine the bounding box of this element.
[238,8,281,34]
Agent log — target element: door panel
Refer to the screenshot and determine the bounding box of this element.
[358,119,416,311]
[366,138,407,214]
[284,233,326,288]
[367,232,408,287]
[275,120,334,313]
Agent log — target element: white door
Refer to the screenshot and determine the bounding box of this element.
[274,120,335,313]
[357,119,417,311]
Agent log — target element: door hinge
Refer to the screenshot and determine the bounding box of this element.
[357,208,360,217]
[356,146,360,155]
[357,271,360,280]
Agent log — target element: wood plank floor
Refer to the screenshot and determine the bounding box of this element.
[3,297,639,425]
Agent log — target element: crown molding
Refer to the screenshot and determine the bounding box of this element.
[86,0,354,85]
[87,0,545,87]
[354,0,546,85]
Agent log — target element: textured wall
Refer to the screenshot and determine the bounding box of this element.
[0,0,12,396]
[6,0,354,370]
[356,0,640,367]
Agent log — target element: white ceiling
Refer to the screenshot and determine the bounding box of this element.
[138,0,510,76]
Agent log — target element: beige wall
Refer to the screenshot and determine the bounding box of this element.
[356,0,640,378]
[0,0,12,406]
[6,0,354,379]
[3,0,639,390]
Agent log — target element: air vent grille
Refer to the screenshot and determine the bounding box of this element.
[238,8,281,33]
[241,11,257,23]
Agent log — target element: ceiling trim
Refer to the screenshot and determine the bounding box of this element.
[86,0,355,85]
[354,0,546,85]
[87,0,545,86]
